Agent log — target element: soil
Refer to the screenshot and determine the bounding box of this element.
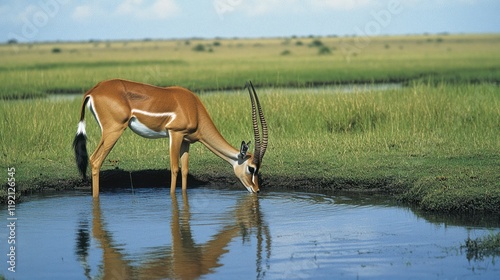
[18,168,407,198]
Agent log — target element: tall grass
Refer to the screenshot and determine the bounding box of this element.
[1,82,497,187]
[1,82,499,210]
[1,34,499,211]
[257,83,498,155]
[1,34,499,99]
[0,100,76,181]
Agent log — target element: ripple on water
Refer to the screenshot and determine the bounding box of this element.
[2,188,498,279]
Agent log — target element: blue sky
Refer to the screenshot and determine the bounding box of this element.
[1,0,499,43]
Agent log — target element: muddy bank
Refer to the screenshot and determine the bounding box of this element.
[13,168,406,199]
[7,168,499,213]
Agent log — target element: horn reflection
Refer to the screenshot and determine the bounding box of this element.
[84,193,271,279]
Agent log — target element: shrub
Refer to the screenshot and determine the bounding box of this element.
[318,46,331,55]
[192,44,205,52]
[309,39,323,47]
[281,50,291,56]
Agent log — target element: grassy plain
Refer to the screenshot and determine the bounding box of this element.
[0,34,499,99]
[0,34,499,212]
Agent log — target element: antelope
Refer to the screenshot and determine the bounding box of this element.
[73,79,268,197]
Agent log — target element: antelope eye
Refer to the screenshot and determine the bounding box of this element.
[248,166,256,174]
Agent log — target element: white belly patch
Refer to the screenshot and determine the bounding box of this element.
[128,117,168,138]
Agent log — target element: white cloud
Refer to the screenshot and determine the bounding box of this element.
[238,0,377,17]
[18,4,38,20]
[115,0,181,19]
[404,0,480,8]
[238,0,308,16]
[249,0,293,16]
[72,5,93,21]
[151,0,181,19]
[312,0,375,10]
[241,0,480,15]
[116,0,142,15]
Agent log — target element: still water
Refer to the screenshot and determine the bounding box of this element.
[1,188,499,279]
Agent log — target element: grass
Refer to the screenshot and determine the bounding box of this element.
[0,34,499,99]
[1,81,499,212]
[0,34,499,213]
[462,232,500,261]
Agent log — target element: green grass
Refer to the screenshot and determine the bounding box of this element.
[462,232,500,261]
[1,34,499,99]
[1,82,499,212]
[0,34,499,212]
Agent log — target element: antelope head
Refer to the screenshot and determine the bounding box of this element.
[234,81,268,193]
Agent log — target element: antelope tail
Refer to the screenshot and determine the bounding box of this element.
[73,96,90,180]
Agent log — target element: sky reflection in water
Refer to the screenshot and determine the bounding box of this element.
[1,188,499,279]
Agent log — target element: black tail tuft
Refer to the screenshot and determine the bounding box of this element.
[73,132,88,181]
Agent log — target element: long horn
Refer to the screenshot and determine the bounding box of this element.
[249,81,268,163]
[246,81,268,165]
[246,81,261,165]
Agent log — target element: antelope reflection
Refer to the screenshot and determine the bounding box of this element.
[76,193,271,279]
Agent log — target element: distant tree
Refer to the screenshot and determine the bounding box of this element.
[7,39,18,44]
[52,47,62,53]
[318,46,331,55]
[192,44,205,52]
[309,39,323,47]
[281,50,291,56]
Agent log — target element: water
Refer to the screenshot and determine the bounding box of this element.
[1,188,499,279]
[46,83,403,101]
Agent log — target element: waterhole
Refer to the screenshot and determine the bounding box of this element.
[1,188,498,279]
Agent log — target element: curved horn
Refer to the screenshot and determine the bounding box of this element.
[249,81,268,163]
[246,81,261,165]
[246,81,268,166]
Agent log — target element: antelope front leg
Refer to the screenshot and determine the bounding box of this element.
[91,167,100,198]
[169,131,184,195]
[180,141,190,192]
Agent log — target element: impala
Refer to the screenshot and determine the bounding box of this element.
[73,79,268,197]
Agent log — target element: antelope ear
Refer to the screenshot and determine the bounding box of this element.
[239,141,251,159]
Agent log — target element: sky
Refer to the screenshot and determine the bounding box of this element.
[1,0,499,43]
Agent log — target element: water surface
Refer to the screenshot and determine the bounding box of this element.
[46,83,403,101]
[1,188,498,279]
